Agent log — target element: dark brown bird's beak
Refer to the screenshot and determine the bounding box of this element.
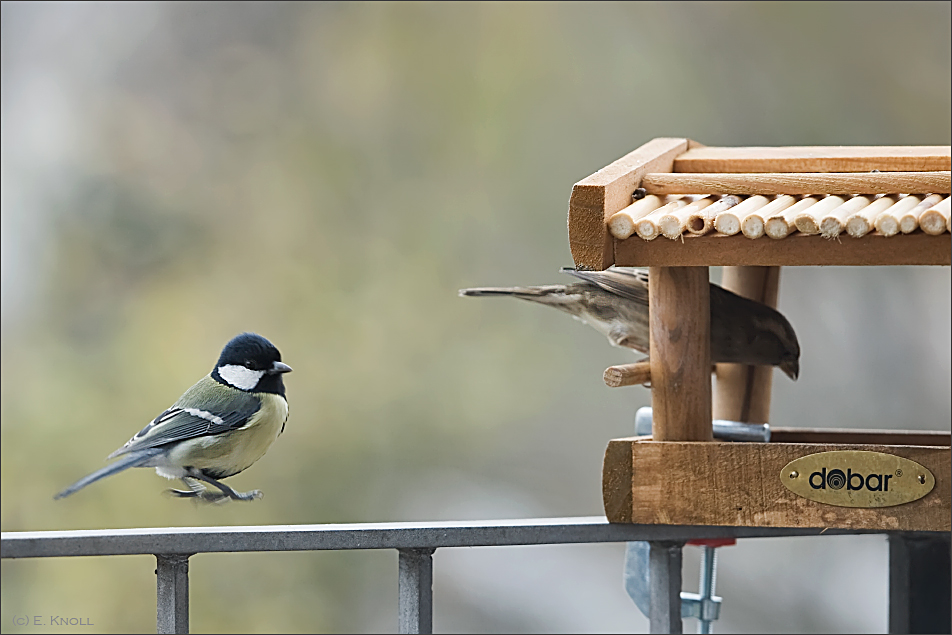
[780,358,799,381]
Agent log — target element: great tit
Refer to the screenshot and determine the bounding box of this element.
[56,333,292,502]
[460,267,800,380]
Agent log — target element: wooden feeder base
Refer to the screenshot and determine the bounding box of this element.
[603,431,950,532]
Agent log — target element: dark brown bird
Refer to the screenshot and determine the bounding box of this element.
[460,267,800,380]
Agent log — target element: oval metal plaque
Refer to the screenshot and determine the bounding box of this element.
[781,451,935,508]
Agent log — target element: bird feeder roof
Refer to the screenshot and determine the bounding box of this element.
[568,139,951,269]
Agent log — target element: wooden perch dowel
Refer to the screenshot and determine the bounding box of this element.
[641,171,951,196]
[820,195,871,239]
[765,197,818,239]
[900,194,944,234]
[919,196,951,235]
[603,362,652,387]
[794,195,844,235]
[874,195,921,237]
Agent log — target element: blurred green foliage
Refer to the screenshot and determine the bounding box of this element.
[2,2,949,633]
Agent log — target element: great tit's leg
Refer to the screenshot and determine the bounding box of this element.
[186,468,262,501]
[167,477,213,499]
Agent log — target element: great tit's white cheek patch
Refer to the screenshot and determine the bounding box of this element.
[218,364,265,390]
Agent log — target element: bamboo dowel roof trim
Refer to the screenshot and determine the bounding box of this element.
[568,141,952,269]
[607,195,951,242]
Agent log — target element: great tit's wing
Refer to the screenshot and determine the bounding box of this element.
[108,376,261,458]
[561,267,649,305]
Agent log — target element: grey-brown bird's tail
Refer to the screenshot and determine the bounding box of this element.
[459,285,596,317]
[460,285,562,298]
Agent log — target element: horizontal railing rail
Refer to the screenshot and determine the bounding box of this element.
[0,517,924,634]
[1,516,879,558]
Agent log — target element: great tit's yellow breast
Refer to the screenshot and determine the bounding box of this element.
[168,393,288,478]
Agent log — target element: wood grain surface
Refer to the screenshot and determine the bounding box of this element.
[673,146,951,173]
[613,231,951,267]
[648,266,713,442]
[603,438,951,530]
[641,171,951,196]
[568,138,691,270]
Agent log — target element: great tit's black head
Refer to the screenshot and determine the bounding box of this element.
[212,333,292,395]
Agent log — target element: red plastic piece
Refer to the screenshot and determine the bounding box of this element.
[687,538,736,548]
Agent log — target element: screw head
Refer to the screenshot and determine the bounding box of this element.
[789,471,799,479]
[917,474,926,484]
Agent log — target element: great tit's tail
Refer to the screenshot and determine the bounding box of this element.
[55,447,164,499]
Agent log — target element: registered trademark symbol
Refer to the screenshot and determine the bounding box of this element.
[895,469,903,477]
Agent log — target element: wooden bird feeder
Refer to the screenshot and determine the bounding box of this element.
[569,139,951,532]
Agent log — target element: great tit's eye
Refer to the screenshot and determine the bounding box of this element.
[243,360,254,369]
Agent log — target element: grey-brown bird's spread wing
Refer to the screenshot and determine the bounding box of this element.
[560,267,649,305]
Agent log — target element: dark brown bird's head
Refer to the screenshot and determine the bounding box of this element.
[711,286,800,380]
[752,314,800,380]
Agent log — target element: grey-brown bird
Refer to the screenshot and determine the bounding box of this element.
[460,267,800,380]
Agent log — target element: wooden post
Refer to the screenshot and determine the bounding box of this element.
[713,266,780,423]
[649,267,713,441]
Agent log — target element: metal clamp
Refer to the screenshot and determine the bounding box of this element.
[624,541,725,634]
[626,409,737,633]
[635,407,770,442]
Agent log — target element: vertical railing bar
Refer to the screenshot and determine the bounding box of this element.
[889,532,952,634]
[888,534,911,634]
[156,554,191,634]
[398,547,435,634]
[648,541,684,634]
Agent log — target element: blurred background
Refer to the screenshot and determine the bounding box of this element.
[1,2,949,633]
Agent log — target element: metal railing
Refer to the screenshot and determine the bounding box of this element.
[2,516,880,634]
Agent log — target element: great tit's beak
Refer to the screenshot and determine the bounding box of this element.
[268,361,293,374]
[780,358,799,381]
